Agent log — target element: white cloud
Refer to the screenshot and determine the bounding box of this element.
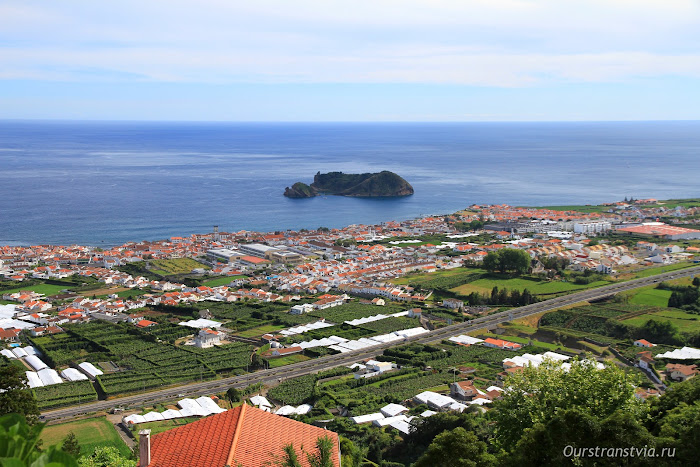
[1,0,699,86]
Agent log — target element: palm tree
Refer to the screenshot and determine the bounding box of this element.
[271,436,335,467]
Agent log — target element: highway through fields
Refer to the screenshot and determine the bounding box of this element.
[42,265,700,422]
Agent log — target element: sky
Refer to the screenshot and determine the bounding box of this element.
[1,0,700,121]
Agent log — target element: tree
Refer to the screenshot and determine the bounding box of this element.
[648,374,700,430]
[271,436,335,467]
[273,443,302,467]
[492,356,642,448]
[227,387,242,402]
[0,413,78,466]
[469,220,485,231]
[306,436,334,467]
[639,319,679,345]
[0,365,40,423]
[62,431,81,458]
[77,446,135,467]
[482,249,530,275]
[693,277,700,287]
[413,428,495,467]
[339,437,364,467]
[507,408,656,466]
[483,253,500,274]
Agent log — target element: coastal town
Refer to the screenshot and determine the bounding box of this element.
[2,198,700,466]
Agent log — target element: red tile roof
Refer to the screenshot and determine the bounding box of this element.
[148,404,340,467]
[617,223,700,237]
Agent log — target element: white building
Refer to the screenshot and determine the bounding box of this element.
[289,303,314,314]
[573,221,612,235]
[194,328,221,348]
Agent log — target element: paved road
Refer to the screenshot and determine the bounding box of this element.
[42,265,700,422]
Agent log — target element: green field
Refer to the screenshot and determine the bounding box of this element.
[202,275,247,287]
[392,267,485,286]
[531,204,610,214]
[631,262,696,278]
[1,283,73,297]
[623,309,700,332]
[393,267,610,298]
[149,258,210,275]
[128,416,200,436]
[113,288,151,298]
[236,324,285,338]
[40,417,132,458]
[625,286,672,307]
[499,321,538,335]
[266,353,310,368]
[452,275,608,297]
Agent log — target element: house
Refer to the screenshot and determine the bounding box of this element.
[634,388,661,401]
[289,303,314,315]
[483,337,522,350]
[450,380,477,401]
[407,308,422,318]
[636,351,655,370]
[29,326,63,337]
[497,366,524,384]
[371,298,385,306]
[194,329,221,349]
[0,328,20,342]
[634,339,656,348]
[141,404,340,467]
[136,319,157,328]
[665,363,698,382]
[442,298,464,309]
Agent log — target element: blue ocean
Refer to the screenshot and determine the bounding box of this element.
[2,121,699,246]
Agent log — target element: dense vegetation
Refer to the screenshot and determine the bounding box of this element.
[34,321,255,396]
[323,359,700,466]
[482,248,531,275]
[663,279,700,313]
[539,303,700,346]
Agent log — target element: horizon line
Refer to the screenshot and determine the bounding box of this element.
[2,118,700,124]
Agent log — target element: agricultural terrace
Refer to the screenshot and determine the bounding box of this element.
[268,342,553,416]
[33,380,98,410]
[309,302,410,322]
[155,300,319,335]
[40,417,132,458]
[149,258,210,275]
[539,302,700,346]
[274,302,426,346]
[32,321,253,397]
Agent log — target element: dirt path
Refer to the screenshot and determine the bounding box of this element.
[106,412,135,450]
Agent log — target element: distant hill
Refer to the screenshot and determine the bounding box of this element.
[284,171,414,198]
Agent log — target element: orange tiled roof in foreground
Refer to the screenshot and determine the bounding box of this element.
[148,404,340,467]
